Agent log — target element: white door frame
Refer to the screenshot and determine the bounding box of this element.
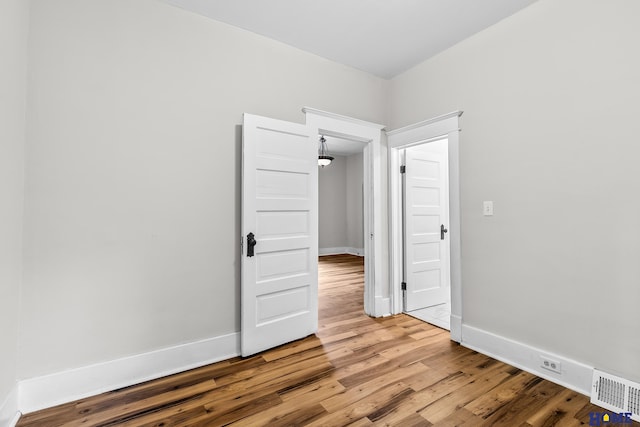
[387,111,463,342]
[303,107,387,317]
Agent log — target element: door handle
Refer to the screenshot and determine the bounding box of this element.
[247,232,257,257]
[441,224,448,240]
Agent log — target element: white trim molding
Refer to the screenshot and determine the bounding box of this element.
[375,297,392,317]
[387,111,463,343]
[386,111,461,138]
[450,314,462,342]
[302,107,385,130]
[0,385,19,427]
[346,247,365,257]
[461,325,593,396]
[319,247,364,257]
[18,333,240,414]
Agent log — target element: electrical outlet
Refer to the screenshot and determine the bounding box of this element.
[540,356,562,374]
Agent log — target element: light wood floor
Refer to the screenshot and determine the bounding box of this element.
[17,254,628,426]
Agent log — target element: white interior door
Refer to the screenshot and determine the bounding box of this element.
[241,113,318,356]
[403,141,450,312]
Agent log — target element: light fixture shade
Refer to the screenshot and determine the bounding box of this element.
[318,136,333,167]
[318,155,333,167]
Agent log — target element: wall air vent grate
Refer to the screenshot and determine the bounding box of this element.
[591,369,640,422]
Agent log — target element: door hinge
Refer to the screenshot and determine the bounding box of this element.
[400,165,406,174]
[401,282,407,291]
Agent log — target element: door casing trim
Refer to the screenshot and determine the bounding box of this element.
[303,107,386,316]
[387,111,463,342]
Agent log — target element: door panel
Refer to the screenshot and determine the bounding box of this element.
[404,141,450,312]
[242,114,317,356]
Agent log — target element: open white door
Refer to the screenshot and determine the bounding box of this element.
[403,141,450,312]
[241,114,318,356]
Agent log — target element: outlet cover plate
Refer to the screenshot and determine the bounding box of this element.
[540,355,562,374]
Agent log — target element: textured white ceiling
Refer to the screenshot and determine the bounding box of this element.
[165,0,538,79]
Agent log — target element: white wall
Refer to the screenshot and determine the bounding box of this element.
[18,0,639,410]
[319,156,348,249]
[390,0,640,383]
[346,152,364,250]
[0,0,28,420]
[20,0,388,380]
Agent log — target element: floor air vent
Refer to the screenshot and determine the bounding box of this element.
[591,369,640,422]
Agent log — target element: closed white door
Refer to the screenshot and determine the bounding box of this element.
[241,113,318,356]
[403,141,450,312]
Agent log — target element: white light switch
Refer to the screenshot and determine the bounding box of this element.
[483,201,493,216]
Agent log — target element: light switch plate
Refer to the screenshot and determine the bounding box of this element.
[483,201,493,216]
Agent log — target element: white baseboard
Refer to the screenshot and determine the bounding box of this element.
[319,247,348,256]
[461,324,592,396]
[450,314,462,343]
[319,247,364,256]
[18,332,240,414]
[346,247,364,257]
[0,385,20,427]
[375,296,391,317]
[8,412,19,427]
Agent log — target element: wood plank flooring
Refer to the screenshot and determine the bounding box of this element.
[17,254,631,426]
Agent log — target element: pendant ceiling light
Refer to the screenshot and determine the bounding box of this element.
[318,135,334,167]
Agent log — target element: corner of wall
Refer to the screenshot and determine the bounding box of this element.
[0,384,20,427]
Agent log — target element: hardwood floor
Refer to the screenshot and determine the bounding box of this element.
[17,254,630,426]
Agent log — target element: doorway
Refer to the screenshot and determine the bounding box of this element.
[387,111,463,342]
[318,136,366,257]
[402,139,451,330]
[304,107,386,317]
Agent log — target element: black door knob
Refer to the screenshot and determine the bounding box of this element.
[247,232,257,257]
[441,224,448,240]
